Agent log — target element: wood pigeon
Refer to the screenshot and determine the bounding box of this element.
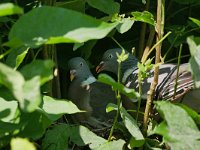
[68,57,96,123]
[67,57,115,126]
[96,48,200,112]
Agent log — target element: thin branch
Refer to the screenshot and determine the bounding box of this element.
[143,0,165,135]
[138,0,150,59]
[173,44,182,99]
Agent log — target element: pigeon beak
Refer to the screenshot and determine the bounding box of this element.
[96,61,105,73]
[70,70,76,81]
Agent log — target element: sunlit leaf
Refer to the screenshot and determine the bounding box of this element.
[187,36,200,88]
[190,17,200,27]
[86,0,120,15]
[20,60,54,85]
[98,74,139,98]
[0,97,18,122]
[0,3,23,17]
[0,62,24,102]
[120,107,144,148]
[116,18,135,34]
[69,125,106,149]
[131,11,155,26]
[42,96,82,121]
[22,76,41,112]
[95,139,125,150]
[11,138,36,150]
[154,101,200,150]
[9,6,118,48]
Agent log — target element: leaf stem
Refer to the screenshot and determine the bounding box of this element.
[108,61,122,141]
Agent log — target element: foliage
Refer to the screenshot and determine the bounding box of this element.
[0,0,200,149]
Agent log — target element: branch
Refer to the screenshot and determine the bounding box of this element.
[143,0,165,135]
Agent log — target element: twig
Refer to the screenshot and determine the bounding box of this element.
[173,44,182,99]
[143,0,165,135]
[138,0,150,59]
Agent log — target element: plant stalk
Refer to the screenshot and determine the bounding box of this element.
[143,0,165,135]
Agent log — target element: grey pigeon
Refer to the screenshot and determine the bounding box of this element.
[96,48,200,112]
[68,57,96,123]
[67,57,115,126]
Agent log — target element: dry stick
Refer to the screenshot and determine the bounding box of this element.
[143,0,165,135]
[138,0,150,59]
[141,28,156,63]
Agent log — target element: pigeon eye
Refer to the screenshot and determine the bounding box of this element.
[79,62,83,67]
[108,54,113,59]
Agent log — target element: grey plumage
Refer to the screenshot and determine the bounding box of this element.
[68,57,95,123]
[97,48,200,112]
[67,57,115,125]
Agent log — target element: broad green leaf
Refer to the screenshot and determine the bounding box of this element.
[0,62,24,102]
[116,18,135,34]
[42,96,82,121]
[0,3,23,17]
[22,76,41,112]
[0,97,18,122]
[95,139,125,150]
[190,17,200,27]
[187,36,200,88]
[6,46,29,69]
[9,6,118,48]
[69,125,106,149]
[131,11,155,26]
[42,124,69,150]
[87,0,120,15]
[19,110,52,140]
[98,74,139,99]
[20,60,54,85]
[154,101,200,150]
[11,138,36,150]
[120,107,144,148]
[178,104,200,124]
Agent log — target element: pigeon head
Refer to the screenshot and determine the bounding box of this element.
[96,48,138,79]
[68,57,96,89]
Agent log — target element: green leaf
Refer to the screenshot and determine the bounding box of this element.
[189,17,200,27]
[42,96,82,121]
[131,11,155,26]
[120,107,144,148]
[20,60,54,85]
[22,76,41,112]
[154,101,200,150]
[19,110,52,140]
[95,139,125,150]
[56,0,86,13]
[6,46,29,69]
[11,138,36,150]
[178,104,200,124]
[9,6,118,48]
[106,103,118,113]
[174,0,200,5]
[42,124,69,150]
[0,3,23,17]
[98,74,139,99]
[187,36,200,88]
[69,125,106,149]
[116,18,135,34]
[86,0,120,15]
[0,97,18,122]
[0,62,25,102]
